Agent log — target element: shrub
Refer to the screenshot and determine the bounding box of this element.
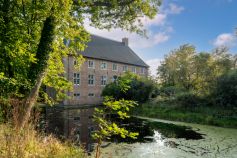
[159,86,186,98]
[213,70,237,108]
[175,92,202,108]
[102,72,156,103]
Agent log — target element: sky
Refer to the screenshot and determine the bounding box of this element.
[85,0,237,76]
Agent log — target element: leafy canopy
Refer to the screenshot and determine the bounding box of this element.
[0,0,161,103]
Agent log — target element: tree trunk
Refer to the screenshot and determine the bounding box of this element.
[17,15,56,129]
[95,140,101,158]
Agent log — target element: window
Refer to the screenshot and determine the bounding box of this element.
[88,60,94,68]
[88,93,95,97]
[74,117,80,121]
[74,60,77,65]
[112,75,118,82]
[73,73,80,85]
[101,75,107,86]
[141,67,145,74]
[88,126,94,137]
[101,62,107,70]
[132,67,136,73]
[73,93,80,98]
[112,63,118,71]
[88,74,94,85]
[122,65,128,72]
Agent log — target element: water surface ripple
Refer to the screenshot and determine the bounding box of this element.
[100,117,237,158]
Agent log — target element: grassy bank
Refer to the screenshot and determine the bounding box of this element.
[133,100,237,128]
[0,124,87,158]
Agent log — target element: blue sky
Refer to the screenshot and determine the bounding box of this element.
[86,0,237,76]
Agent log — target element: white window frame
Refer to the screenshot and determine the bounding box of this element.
[122,65,128,72]
[73,93,80,99]
[112,63,118,71]
[88,74,95,85]
[132,67,136,73]
[73,73,80,85]
[112,75,118,82]
[88,93,95,97]
[141,67,145,74]
[88,60,95,69]
[100,61,107,70]
[101,75,107,86]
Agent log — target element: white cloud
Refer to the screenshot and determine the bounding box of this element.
[84,27,169,48]
[213,33,236,47]
[84,3,184,49]
[140,14,167,26]
[165,3,184,14]
[154,33,169,44]
[146,58,162,77]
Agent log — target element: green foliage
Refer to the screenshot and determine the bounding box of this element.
[175,92,205,108]
[102,72,156,103]
[133,101,237,128]
[79,0,161,36]
[93,97,138,141]
[158,44,196,90]
[157,44,236,108]
[0,0,161,104]
[213,70,237,107]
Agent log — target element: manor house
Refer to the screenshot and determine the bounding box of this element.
[62,35,149,105]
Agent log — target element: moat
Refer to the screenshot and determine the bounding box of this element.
[45,107,237,158]
[98,117,237,158]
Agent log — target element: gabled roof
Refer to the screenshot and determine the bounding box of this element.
[79,35,149,67]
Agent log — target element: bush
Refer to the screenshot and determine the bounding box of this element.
[159,86,186,98]
[175,92,203,108]
[102,72,156,103]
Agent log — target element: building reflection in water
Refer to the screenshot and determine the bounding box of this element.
[44,105,97,152]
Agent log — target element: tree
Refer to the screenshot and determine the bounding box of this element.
[157,44,196,91]
[0,0,161,128]
[192,52,213,95]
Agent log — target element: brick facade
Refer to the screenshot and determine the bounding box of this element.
[63,56,148,105]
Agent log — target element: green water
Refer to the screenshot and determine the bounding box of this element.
[99,117,237,158]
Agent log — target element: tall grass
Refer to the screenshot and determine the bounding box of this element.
[0,99,87,158]
[0,124,87,158]
[133,99,237,128]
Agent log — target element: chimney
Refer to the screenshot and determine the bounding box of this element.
[122,37,128,46]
